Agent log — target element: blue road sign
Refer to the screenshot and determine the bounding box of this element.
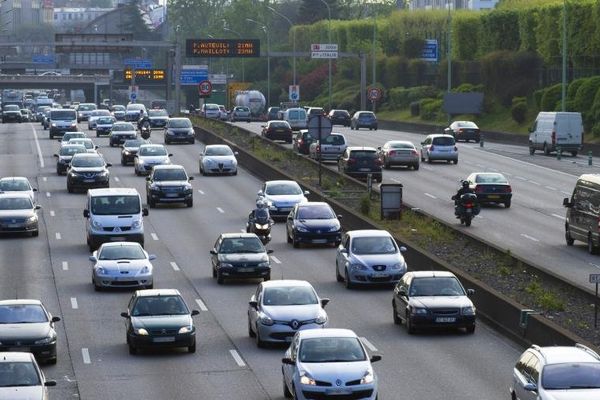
[124,58,152,69]
[130,92,137,101]
[32,54,55,64]
[421,39,438,62]
[180,67,209,85]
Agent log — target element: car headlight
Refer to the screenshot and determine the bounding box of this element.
[135,328,149,336]
[296,225,309,232]
[92,220,103,229]
[258,313,274,326]
[132,219,142,229]
[27,215,38,223]
[123,150,131,155]
[390,262,406,271]
[462,306,476,315]
[98,170,109,177]
[205,158,214,165]
[188,129,194,135]
[257,261,270,268]
[360,368,374,384]
[178,326,193,334]
[96,267,107,275]
[220,262,233,268]
[315,312,328,325]
[70,123,77,127]
[232,159,238,165]
[411,308,428,315]
[300,374,316,386]
[137,159,145,165]
[140,266,150,274]
[51,123,57,127]
[350,263,367,271]
[34,331,57,345]
[328,223,340,232]
[255,223,269,230]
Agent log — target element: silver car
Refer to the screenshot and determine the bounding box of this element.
[377,140,420,170]
[248,280,329,347]
[0,177,37,203]
[90,242,155,291]
[0,193,40,236]
[87,109,112,130]
[257,180,309,218]
[309,133,347,162]
[199,144,238,176]
[68,138,98,153]
[230,106,252,122]
[282,328,381,400]
[420,134,458,164]
[0,352,56,399]
[336,229,407,289]
[134,144,172,176]
[59,131,87,145]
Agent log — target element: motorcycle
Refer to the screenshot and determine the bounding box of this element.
[140,124,151,140]
[453,193,480,227]
[246,209,274,244]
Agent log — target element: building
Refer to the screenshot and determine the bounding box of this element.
[408,0,499,10]
[0,0,54,34]
[53,7,114,33]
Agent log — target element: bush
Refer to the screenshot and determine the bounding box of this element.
[387,86,439,109]
[589,87,600,129]
[574,77,600,129]
[533,89,545,109]
[540,84,562,111]
[592,123,600,137]
[410,101,420,116]
[420,98,443,121]
[511,102,528,124]
[359,194,371,215]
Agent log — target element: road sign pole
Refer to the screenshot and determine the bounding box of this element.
[596,282,598,328]
[318,116,322,187]
[130,67,136,103]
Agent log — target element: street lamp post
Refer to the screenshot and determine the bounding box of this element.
[446,1,452,124]
[371,7,377,112]
[246,18,270,108]
[267,6,296,87]
[562,0,567,111]
[318,0,332,110]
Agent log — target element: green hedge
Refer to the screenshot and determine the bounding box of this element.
[387,86,440,109]
[420,98,443,120]
[540,84,562,111]
[574,76,600,129]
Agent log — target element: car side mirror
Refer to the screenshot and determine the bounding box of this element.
[51,316,61,323]
[234,151,239,155]
[35,205,42,210]
[257,190,264,196]
[89,255,97,262]
[320,298,330,308]
[282,357,295,365]
[106,163,112,167]
[563,197,572,207]
[53,154,59,157]
[142,208,149,216]
[523,383,537,392]
[267,249,274,254]
[467,289,475,296]
[398,288,407,297]
[120,312,130,318]
[191,310,200,316]
[261,125,265,128]
[337,214,342,219]
[399,246,407,252]
[168,153,173,157]
[249,300,258,309]
[377,146,381,150]
[45,380,57,387]
[304,190,310,195]
[33,188,38,192]
[188,176,194,181]
[83,209,90,218]
[199,152,204,156]
[339,247,347,254]
[210,249,217,255]
[370,355,382,363]
[149,254,157,261]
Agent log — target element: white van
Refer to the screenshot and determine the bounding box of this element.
[83,188,148,251]
[48,108,77,139]
[283,107,307,131]
[528,112,583,156]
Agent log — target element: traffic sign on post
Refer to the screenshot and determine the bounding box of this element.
[289,85,300,102]
[124,58,152,69]
[198,80,212,96]
[368,88,382,101]
[311,44,338,59]
[308,115,333,187]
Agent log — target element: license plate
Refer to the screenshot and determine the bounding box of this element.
[83,179,95,183]
[435,317,456,323]
[238,267,255,273]
[7,224,21,228]
[372,273,389,278]
[359,168,371,172]
[312,239,327,244]
[279,208,292,212]
[488,195,500,199]
[329,147,339,151]
[165,193,178,197]
[153,336,175,343]
[110,236,126,241]
[326,389,352,395]
[9,347,29,352]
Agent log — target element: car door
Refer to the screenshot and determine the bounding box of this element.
[421,137,430,157]
[211,236,222,270]
[338,149,349,172]
[283,334,300,388]
[336,234,351,276]
[125,294,137,333]
[395,274,411,317]
[286,206,297,238]
[248,284,262,329]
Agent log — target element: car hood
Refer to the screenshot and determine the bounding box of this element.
[262,304,322,321]
[297,218,339,230]
[95,259,151,273]
[0,210,34,218]
[138,156,170,164]
[0,322,51,340]
[70,166,106,173]
[152,180,189,187]
[123,146,140,152]
[203,155,236,163]
[218,253,268,263]
[265,194,306,206]
[349,253,403,267]
[411,296,472,309]
[300,361,371,383]
[0,386,44,399]
[543,390,600,400]
[131,314,192,330]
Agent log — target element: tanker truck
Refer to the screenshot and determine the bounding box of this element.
[234,90,266,119]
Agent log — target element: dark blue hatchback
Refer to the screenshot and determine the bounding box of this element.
[286,202,342,248]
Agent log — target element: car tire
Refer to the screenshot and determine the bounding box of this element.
[565,227,574,246]
[264,273,271,282]
[121,158,126,166]
[255,325,266,348]
[427,156,432,164]
[248,318,256,337]
[384,159,390,169]
[588,234,599,255]
[336,262,344,282]
[186,198,193,208]
[67,183,73,193]
[571,151,578,157]
[543,143,550,156]
[420,154,425,162]
[393,301,401,325]
[93,280,101,291]
[287,229,292,243]
[145,283,153,290]
[188,341,196,353]
[147,196,156,208]
[504,200,511,208]
[283,378,292,399]
[406,312,415,334]
[135,168,140,176]
[529,146,535,155]
[413,163,419,170]
[217,271,224,284]
[46,357,57,365]
[344,269,354,289]
[453,159,458,164]
[292,234,300,248]
[128,343,137,355]
[165,138,170,145]
[32,230,39,237]
[96,132,100,138]
[466,324,476,334]
[212,265,217,278]
[189,139,195,144]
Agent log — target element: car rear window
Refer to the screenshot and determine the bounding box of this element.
[389,142,414,149]
[270,121,290,129]
[542,363,600,390]
[350,150,377,159]
[432,137,455,146]
[322,135,345,145]
[474,174,507,184]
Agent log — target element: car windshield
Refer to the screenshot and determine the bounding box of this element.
[63,133,85,141]
[409,277,465,297]
[333,110,349,116]
[71,156,103,167]
[219,237,265,254]
[0,361,41,387]
[0,304,47,323]
[139,146,167,156]
[0,180,29,191]
[97,117,114,124]
[236,107,250,112]
[123,139,146,147]
[132,295,189,316]
[350,150,377,159]
[3,105,19,111]
[263,286,318,306]
[92,110,110,117]
[204,104,219,110]
[112,105,125,111]
[269,122,290,129]
[542,363,600,389]
[127,105,144,111]
[149,110,168,117]
[60,146,86,155]
[153,169,187,181]
[322,135,345,145]
[91,195,140,215]
[299,337,366,363]
[78,104,96,111]
[98,245,145,260]
[169,119,192,128]
[204,146,233,156]
[432,137,455,146]
[389,142,414,149]
[474,174,508,184]
[297,205,335,220]
[351,236,397,255]
[70,140,94,149]
[112,124,135,132]
[457,121,478,128]
[0,197,32,210]
[265,182,302,196]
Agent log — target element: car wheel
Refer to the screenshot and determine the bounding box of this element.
[165,138,170,145]
[413,163,420,170]
[188,340,196,353]
[336,261,344,282]
[189,139,195,144]
[529,146,535,155]
[392,301,401,325]
[427,155,432,164]
[565,226,574,246]
[283,378,292,399]
[571,151,578,157]
[148,196,156,208]
[212,265,217,278]
[248,317,256,337]
[287,228,292,243]
[383,159,390,169]
[466,324,476,334]
[406,312,416,334]
[543,143,550,156]
[217,271,224,284]
[588,234,599,255]
[135,168,140,176]
[31,230,39,237]
[344,268,354,289]
[96,132,100,138]
[121,158,126,166]
[46,357,57,365]
[420,154,425,162]
[453,159,458,165]
[67,183,73,193]
[128,343,137,355]
[186,198,193,208]
[504,200,511,208]
[264,273,271,282]
[292,234,300,248]
[255,325,266,348]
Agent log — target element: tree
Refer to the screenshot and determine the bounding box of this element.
[118,0,153,40]
[298,0,340,25]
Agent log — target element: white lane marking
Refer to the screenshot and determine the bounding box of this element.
[31,124,44,168]
[502,172,513,177]
[151,233,159,241]
[50,210,55,217]
[488,168,499,172]
[420,165,434,171]
[62,261,68,271]
[217,207,225,213]
[170,262,180,271]
[42,177,47,182]
[360,337,378,352]
[55,232,61,240]
[240,228,246,233]
[391,178,402,183]
[529,180,541,186]
[271,256,282,264]
[520,233,539,242]
[590,263,600,270]
[229,349,246,367]
[70,298,78,309]
[46,191,51,198]
[551,213,566,220]
[561,191,571,196]
[424,193,437,199]
[197,189,205,195]
[195,298,208,312]
[515,176,527,181]
[114,177,120,182]
[545,186,557,191]
[81,348,91,364]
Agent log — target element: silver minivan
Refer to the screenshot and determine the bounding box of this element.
[420,134,458,164]
[309,132,347,161]
[283,107,307,131]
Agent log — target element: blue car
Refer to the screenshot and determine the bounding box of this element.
[286,202,342,248]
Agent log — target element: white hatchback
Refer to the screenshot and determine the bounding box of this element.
[0,352,56,399]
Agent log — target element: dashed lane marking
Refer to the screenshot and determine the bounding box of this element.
[217,207,225,213]
[114,177,120,182]
[46,192,51,197]
[520,233,539,242]
[31,124,44,168]
[170,262,180,271]
[42,177,47,182]
[62,261,68,271]
[545,186,557,191]
[55,232,61,240]
[271,256,282,264]
[229,350,246,367]
[81,348,91,364]
[70,298,78,309]
[551,213,565,220]
[151,233,159,241]
[360,337,378,352]
[424,193,437,199]
[50,210,55,217]
[198,189,205,195]
[195,298,208,311]
[529,180,541,186]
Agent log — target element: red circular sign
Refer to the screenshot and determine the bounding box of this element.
[368,88,382,101]
[198,80,212,95]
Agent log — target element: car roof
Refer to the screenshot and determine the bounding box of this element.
[346,229,392,238]
[265,180,299,185]
[168,118,190,122]
[262,280,314,289]
[0,299,42,306]
[205,144,231,149]
[99,241,142,249]
[220,232,261,239]
[0,177,29,182]
[578,174,600,187]
[88,188,139,196]
[72,152,100,159]
[347,146,377,151]
[533,345,600,364]
[427,134,454,139]
[298,201,329,207]
[298,328,357,340]
[139,144,165,149]
[0,352,36,363]
[152,164,185,171]
[408,271,457,279]
[134,288,181,297]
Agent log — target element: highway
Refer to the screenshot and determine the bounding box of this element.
[0,120,524,399]
[236,121,600,292]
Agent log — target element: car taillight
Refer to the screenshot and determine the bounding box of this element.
[552,131,556,145]
[459,128,463,133]
[475,185,484,193]
[505,185,512,193]
[316,145,321,152]
[411,150,418,155]
[298,139,303,144]
[347,158,356,165]
[375,159,383,166]
[389,150,396,156]
[465,202,474,208]
[454,146,458,151]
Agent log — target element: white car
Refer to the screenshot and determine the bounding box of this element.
[0,177,37,202]
[125,103,147,122]
[90,242,155,291]
[198,144,238,176]
[87,109,112,130]
[282,328,381,400]
[68,138,98,153]
[59,131,87,144]
[257,180,309,218]
[134,144,172,176]
[200,103,220,119]
[0,352,56,399]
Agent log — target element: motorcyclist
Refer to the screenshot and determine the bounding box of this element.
[137,110,150,131]
[189,104,196,115]
[452,180,476,216]
[248,198,273,228]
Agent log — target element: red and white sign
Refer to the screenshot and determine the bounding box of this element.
[311,44,338,52]
[198,80,212,95]
[368,87,382,101]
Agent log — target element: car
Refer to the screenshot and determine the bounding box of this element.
[392,270,476,334]
[148,108,169,129]
[465,172,512,208]
[248,280,329,347]
[282,328,381,400]
[0,177,37,202]
[111,104,126,120]
[283,107,308,131]
[510,343,600,400]
[267,106,280,120]
[2,104,22,123]
[306,107,325,121]
[377,140,420,170]
[120,289,200,355]
[90,242,155,291]
[0,352,57,398]
[0,300,60,363]
[68,138,98,153]
[109,122,137,147]
[564,174,600,253]
[20,108,33,122]
[286,202,342,248]
[327,109,351,126]
[59,131,86,144]
[0,193,40,236]
[121,138,149,166]
[87,109,112,130]
[444,120,481,143]
[134,144,172,176]
[66,153,111,193]
[146,164,193,208]
[336,229,407,289]
[201,103,221,119]
[35,106,50,122]
[420,134,458,164]
[309,132,347,162]
[292,130,315,155]
[48,108,78,138]
[76,103,97,122]
[198,144,238,176]
[150,99,167,110]
[124,103,147,122]
[41,109,52,129]
[210,233,273,284]
[164,117,195,144]
[95,116,116,137]
[54,144,87,175]
[337,146,383,182]
[350,111,377,130]
[218,105,229,120]
[230,106,252,122]
[257,180,309,219]
[261,120,293,143]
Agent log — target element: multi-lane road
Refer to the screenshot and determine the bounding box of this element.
[0,120,524,399]
[236,121,600,292]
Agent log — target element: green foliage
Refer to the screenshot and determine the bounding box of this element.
[453,83,484,93]
[381,56,408,89]
[540,84,562,111]
[387,86,439,110]
[403,37,426,59]
[566,78,588,111]
[479,10,521,54]
[589,87,600,132]
[420,98,443,121]
[452,12,481,60]
[359,194,371,215]
[410,101,420,116]
[407,59,429,87]
[574,77,600,129]
[525,280,565,312]
[511,98,528,124]
[533,89,545,109]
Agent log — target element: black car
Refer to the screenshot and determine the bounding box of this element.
[338,146,383,182]
[466,172,512,208]
[444,121,481,143]
[327,109,351,127]
[148,109,169,128]
[121,289,200,355]
[109,122,137,147]
[164,117,195,144]
[286,202,342,248]
[292,130,315,155]
[261,120,293,143]
[53,144,87,175]
[267,106,281,120]
[392,271,476,334]
[95,116,115,137]
[210,233,273,284]
[146,164,194,208]
[350,111,377,130]
[2,105,22,123]
[0,299,60,364]
[121,138,149,166]
[67,153,111,193]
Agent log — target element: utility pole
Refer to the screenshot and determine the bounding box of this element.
[174,24,182,115]
[561,0,567,111]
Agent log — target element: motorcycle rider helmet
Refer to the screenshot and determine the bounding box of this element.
[256,198,268,209]
[461,180,469,189]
